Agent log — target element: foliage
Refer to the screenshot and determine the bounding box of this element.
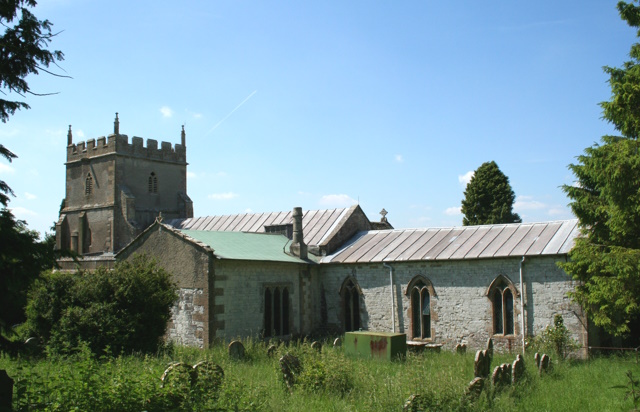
[560,1,640,336]
[0,0,65,122]
[0,208,56,336]
[461,161,521,226]
[612,370,640,411]
[2,342,638,412]
[529,315,581,360]
[23,254,177,355]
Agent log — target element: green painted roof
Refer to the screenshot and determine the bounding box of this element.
[179,230,308,263]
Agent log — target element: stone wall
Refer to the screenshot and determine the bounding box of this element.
[118,224,214,348]
[319,256,586,353]
[213,260,306,340]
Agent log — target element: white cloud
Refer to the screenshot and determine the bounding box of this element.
[192,113,203,119]
[208,192,238,200]
[395,154,404,163]
[319,194,357,207]
[160,106,174,118]
[444,206,461,216]
[514,195,546,211]
[187,171,197,179]
[0,163,15,175]
[77,129,86,138]
[10,206,37,217]
[244,208,253,213]
[548,208,566,216]
[214,171,228,178]
[24,192,37,200]
[459,171,474,186]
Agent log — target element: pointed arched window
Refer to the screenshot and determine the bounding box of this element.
[148,172,158,193]
[340,278,362,332]
[85,173,93,195]
[406,276,435,340]
[488,275,517,336]
[263,285,290,337]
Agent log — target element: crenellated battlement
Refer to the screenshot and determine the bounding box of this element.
[66,114,187,164]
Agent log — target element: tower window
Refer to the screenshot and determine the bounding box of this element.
[85,173,93,195]
[148,172,158,193]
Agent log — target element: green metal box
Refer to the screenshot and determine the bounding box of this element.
[344,331,407,360]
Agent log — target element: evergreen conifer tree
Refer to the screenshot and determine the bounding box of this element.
[560,1,640,337]
[461,161,521,226]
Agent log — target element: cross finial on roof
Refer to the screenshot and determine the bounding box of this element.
[156,211,163,223]
[380,208,388,222]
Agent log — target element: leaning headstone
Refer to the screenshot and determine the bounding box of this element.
[279,353,302,389]
[228,340,245,360]
[492,363,512,389]
[539,354,550,375]
[512,355,525,384]
[465,377,484,401]
[333,337,342,348]
[403,394,424,412]
[311,341,322,353]
[0,370,13,412]
[192,360,224,399]
[455,343,467,354]
[267,344,277,358]
[161,362,194,388]
[534,352,541,368]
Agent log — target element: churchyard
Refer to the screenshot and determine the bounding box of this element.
[0,338,637,411]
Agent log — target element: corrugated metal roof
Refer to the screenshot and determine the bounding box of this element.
[167,207,353,246]
[322,220,579,263]
[179,230,307,263]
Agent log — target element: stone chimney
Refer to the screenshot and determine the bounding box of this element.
[289,207,307,259]
[67,125,72,146]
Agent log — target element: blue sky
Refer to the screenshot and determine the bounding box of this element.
[1,0,636,237]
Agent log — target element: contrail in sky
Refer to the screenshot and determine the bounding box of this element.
[207,90,258,135]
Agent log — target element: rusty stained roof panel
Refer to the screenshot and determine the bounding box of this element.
[166,207,352,247]
[323,220,579,264]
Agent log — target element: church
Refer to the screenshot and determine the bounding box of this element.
[55,115,588,354]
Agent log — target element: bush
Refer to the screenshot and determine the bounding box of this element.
[530,314,581,359]
[23,254,177,355]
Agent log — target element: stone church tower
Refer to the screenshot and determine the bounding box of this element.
[55,113,193,255]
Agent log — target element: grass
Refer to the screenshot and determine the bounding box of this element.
[1,339,638,411]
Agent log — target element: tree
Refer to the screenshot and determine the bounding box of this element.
[23,255,178,355]
[0,1,65,341]
[0,209,56,335]
[560,1,640,337]
[461,161,521,226]
[0,0,65,204]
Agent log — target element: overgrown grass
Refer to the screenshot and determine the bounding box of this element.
[1,339,638,411]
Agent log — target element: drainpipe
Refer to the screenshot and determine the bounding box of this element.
[519,256,526,355]
[383,263,395,333]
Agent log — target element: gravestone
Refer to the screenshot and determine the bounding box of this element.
[492,363,512,389]
[534,352,541,368]
[539,353,550,375]
[267,344,277,358]
[279,353,302,389]
[161,362,194,388]
[192,360,224,389]
[455,343,467,354]
[0,370,13,412]
[474,350,490,378]
[403,394,424,411]
[311,341,322,353]
[465,377,484,401]
[486,338,493,362]
[512,355,525,384]
[228,340,245,360]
